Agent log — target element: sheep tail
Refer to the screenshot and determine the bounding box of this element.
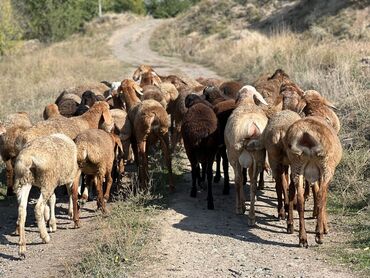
[291,132,324,157]
[14,154,34,192]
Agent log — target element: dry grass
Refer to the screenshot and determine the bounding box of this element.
[0,13,138,121]
[151,2,370,273]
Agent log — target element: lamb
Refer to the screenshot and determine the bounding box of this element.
[14,134,78,258]
[0,112,32,196]
[284,116,342,247]
[72,129,123,228]
[16,101,113,152]
[262,110,301,219]
[182,94,219,209]
[224,85,268,225]
[118,79,174,190]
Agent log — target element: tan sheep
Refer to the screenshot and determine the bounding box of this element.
[224,85,268,226]
[118,79,174,191]
[262,110,301,219]
[16,101,113,153]
[43,103,64,120]
[14,134,78,258]
[0,112,32,196]
[72,129,123,228]
[284,116,342,247]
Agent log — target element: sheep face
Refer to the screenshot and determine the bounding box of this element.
[132,65,154,81]
[268,69,290,82]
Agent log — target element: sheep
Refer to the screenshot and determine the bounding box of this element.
[102,81,125,109]
[224,85,268,225]
[219,81,243,100]
[14,133,78,258]
[55,82,111,117]
[43,104,64,120]
[74,90,105,116]
[196,77,224,88]
[262,110,301,219]
[212,99,237,194]
[72,129,123,228]
[118,79,174,190]
[0,112,32,196]
[16,101,113,153]
[182,94,219,209]
[284,116,342,247]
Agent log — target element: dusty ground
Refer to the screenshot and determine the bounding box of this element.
[0,18,357,278]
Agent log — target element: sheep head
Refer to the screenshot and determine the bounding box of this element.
[268,69,290,83]
[140,70,162,87]
[118,79,143,109]
[89,101,113,130]
[132,64,155,81]
[43,103,60,120]
[185,93,212,109]
[281,84,306,114]
[236,85,268,106]
[303,90,337,110]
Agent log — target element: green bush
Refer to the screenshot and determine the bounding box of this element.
[0,0,22,54]
[146,0,198,18]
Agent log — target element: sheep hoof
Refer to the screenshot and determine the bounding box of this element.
[190,189,197,198]
[278,213,286,220]
[315,234,323,244]
[207,202,214,210]
[74,221,81,229]
[248,218,256,227]
[287,223,294,234]
[213,175,221,183]
[299,239,308,248]
[19,252,26,260]
[42,234,50,244]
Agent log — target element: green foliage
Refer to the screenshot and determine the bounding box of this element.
[146,0,198,18]
[110,0,146,15]
[0,0,22,54]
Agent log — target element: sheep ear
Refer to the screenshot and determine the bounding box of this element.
[133,84,143,95]
[102,109,113,126]
[101,80,112,87]
[253,92,268,106]
[324,100,338,110]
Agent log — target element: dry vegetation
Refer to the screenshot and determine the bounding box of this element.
[151,0,370,273]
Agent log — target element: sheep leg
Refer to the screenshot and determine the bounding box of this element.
[48,193,57,232]
[103,171,113,202]
[35,190,51,244]
[221,146,229,195]
[214,152,222,183]
[282,167,290,215]
[287,176,296,234]
[248,163,258,226]
[72,170,81,228]
[315,179,329,244]
[5,159,15,196]
[274,164,286,220]
[206,158,214,210]
[312,182,319,218]
[17,183,32,258]
[234,164,246,214]
[242,168,247,186]
[95,175,106,213]
[304,180,310,201]
[160,133,175,191]
[257,170,264,190]
[190,161,198,198]
[137,141,149,191]
[66,183,73,219]
[296,174,308,247]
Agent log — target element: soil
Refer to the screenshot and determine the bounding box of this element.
[0,18,357,278]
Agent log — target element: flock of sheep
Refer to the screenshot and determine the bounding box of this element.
[0,65,342,258]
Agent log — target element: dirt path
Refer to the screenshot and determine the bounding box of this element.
[0,191,99,278]
[109,19,356,278]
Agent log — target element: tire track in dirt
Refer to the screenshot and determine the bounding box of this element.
[110,18,356,278]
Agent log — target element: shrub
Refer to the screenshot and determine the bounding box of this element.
[0,0,22,54]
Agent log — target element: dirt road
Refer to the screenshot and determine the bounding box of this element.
[110,19,355,278]
[0,18,355,278]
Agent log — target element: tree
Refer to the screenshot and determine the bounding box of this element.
[0,0,22,54]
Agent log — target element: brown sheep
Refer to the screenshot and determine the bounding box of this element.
[284,116,342,247]
[219,81,243,100]
[182,94,219,209]
[72,129,123,228]
[118,79,174,191]
[43,104,64,120]
[16,101,113,153]
[0,112,32,196]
